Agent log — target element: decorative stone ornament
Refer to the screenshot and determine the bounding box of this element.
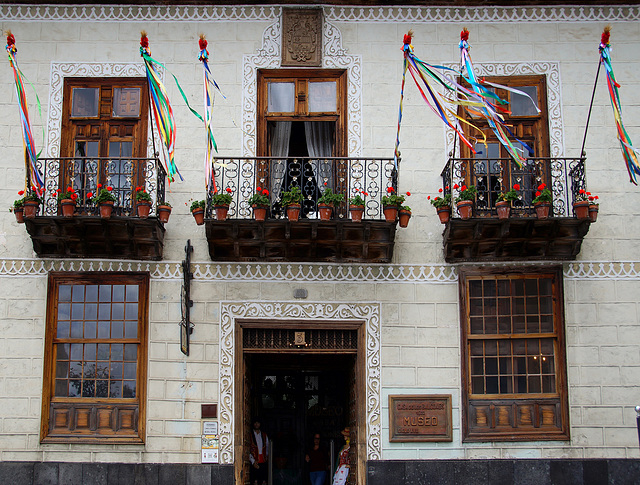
[281,8,322,67]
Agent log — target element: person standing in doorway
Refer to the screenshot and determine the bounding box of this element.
[250,417,269,485]
[305,432,329,485]
[332,427,350,485]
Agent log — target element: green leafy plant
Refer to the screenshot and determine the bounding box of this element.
[93,185,116,204]
[248,187,270,207]
[497,183,520,202]
[281,186,303,206]
[55,186,79,205]
[190,200,205,212]
[400,205,411,212]
[381,187,407,207]
[454,183,477,203]
[318,186,345,206]
[12,190,25,211]
[135,186,152,203]
[588,193,599,206]
[429,190,452,209]
[349,189,367,207]
[532,183,552,204]
[157,200,172,208]
[24,189,41,204]
[211,187,233,206]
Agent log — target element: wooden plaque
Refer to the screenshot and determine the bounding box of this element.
[389,395,452,442]
[282,8,322,67]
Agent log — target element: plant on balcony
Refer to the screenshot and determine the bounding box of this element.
[11,190,25,223]
[454,183,476,219]
[532,183,552,219]
[190,199,205,226]
[157,200,172,224]
[349,189,367,222]
[588,193,599,223]
[93,185,117,218]
[397,192,412,228]
[22,189,41,219]
[496,183,520,219]
[317,186,344,220]
[281,186,303,221]
[573,188,591,219]
[56,186,78,217]
[248,187,270,221]
[135,186,152,219]
[211,187,233,220]
[429,189,452,224]
[381,187,406,222]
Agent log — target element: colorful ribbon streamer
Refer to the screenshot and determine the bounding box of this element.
[199,35,225,191]
[599,27,640,184]
[6,31,44,192]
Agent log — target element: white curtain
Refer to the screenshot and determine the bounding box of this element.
[269,121,292,202]
[304,121,334,190]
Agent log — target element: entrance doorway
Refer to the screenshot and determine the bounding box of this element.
[236,323,362,485]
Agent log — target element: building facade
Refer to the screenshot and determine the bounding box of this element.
[0,3,639,484]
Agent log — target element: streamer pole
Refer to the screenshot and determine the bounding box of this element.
[580,58,602,158]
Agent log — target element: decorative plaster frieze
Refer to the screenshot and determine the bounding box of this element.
[218,301,381,464]
[0,4,636,23]
[1,259,638,281]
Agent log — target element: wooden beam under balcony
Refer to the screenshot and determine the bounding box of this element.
[443,217,591,263]
[25,216,165,260]
[205,219,397,263]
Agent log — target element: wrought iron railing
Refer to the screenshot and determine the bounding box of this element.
[441,156,587,218]
[33,157,166,216]
[205,157,398,220]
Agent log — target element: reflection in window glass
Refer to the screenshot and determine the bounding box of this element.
[268,82,295,113]
[308,82,337,112]
[71,88,99,117]
[113,87,141,117]
[510,86,538,116]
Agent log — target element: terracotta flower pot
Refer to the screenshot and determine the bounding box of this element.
[573,200,590,219]
[318,203,333,221]
[157,205,171,223]
[137,201,151,219]
[349,205,364,222]
[99,201,114,219]
[214,204,229,221]
[496,200,511,220]
[436,206,451,224]
[286,204,301,221]
[252,205,267,221]
[383,205,398,223]
[60,199,76,217]
[13,208,24,224]
[398,209,411,228]
[192,208,205,225]
[23,200,39,219]
[457,200,473,219]
[589,204,599,223]
[534,201,551,219]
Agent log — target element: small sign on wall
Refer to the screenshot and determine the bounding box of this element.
[389,395,453,442]
[201,420,219,463]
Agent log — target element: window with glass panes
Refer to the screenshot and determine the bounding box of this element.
[60,78,148,206]
[41,272,148,443]
[459,268,569,442]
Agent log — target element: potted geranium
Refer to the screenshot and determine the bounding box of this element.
[454,183,476,219]
[588,193,599,223]
[349,189,366,222]
[190,200,205,225]
[532,183,552,219]
[11,190,25,223]
[56,186,78,217]
[281,186,303,221]
[317,185,345,221]
[248,186,270,221]
[429,188,452,224]
[157,200,172,223]
[398,191,412,228]
[211,187,233,220]
[135,186,152,219]
[22,189,41,219]
[381,187,406,222]
[93,185,117,218]
[573,188,590,219]
[496,183,520,220]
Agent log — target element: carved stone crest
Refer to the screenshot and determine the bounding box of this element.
[282,8,322,67]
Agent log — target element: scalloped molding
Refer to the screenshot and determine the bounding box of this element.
[218,301,381,464]
[1,259,639,281]
[0,5,637,23]
[242,19,362,157]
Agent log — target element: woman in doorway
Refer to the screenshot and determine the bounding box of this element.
[305,432,329,485]
[331,427,350,485]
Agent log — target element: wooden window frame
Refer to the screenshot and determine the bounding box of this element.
[40,272,149,444]
[459,266,569,442]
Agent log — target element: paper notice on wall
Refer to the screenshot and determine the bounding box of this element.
[201,434,219,463]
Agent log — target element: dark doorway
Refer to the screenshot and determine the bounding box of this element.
[248,353,354,485]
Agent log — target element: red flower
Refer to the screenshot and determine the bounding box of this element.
[67,186,73,192]
[538,183,546,190]
[56,189,62,193]
[97,183,102,189]
[71,193,78,200]
[324,182,328,186]
[226,187,232,193]
[427,195,431,200]
[406,191,411,196]
[453,184,459,190]
[586,192,591,196]
[579,189,585,195]
[438,188,443,193]
[535,190,541,197]
[263,189,269,196]
[595,196,599,200]
[18,190,24,196]
[363,192,368,196]
[256,186,262,192]
[107,186,113,191]
[387,187,394,193]
[461,185,467,191]
[87,192,93,198]
[135,186,142,191]
[588,196,594,201]
[445,186,449,190]
[513,184,520,191]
